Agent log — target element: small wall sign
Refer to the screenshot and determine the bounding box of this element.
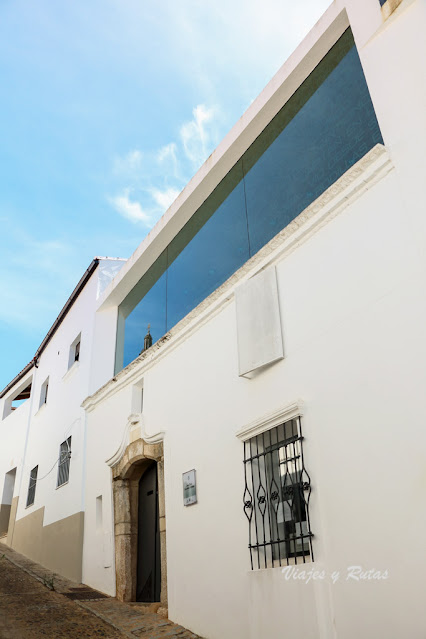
[183,469,197,506]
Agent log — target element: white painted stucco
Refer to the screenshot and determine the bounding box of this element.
[81,2,426,637]
[0,259,125,537]
[0,373,33,529]
[1,1,425,637]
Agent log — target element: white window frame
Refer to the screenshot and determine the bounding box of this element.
[68,333,81,370]
[39,377,49,409]
[26,465,38,508]
[237,401,313,569]
[57,437,71,488]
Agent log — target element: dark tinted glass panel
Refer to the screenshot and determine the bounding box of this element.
[118,28,383,371]
[123,252,167,368]
[244,32,383,254]
[379,0,386,6]
[167,163,249,329]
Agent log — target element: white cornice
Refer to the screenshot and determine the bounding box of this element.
[236,401,304,442]
[83,144,393,414]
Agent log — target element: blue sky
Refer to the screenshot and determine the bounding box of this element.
[0,0,330,390]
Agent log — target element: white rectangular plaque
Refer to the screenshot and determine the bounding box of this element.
[235,266,284,377]
[183,469,197,506]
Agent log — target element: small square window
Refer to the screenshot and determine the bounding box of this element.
[57,437,71,487]
[39,378,49,408]
[68,334,81,369]
[243,417,313,569]
[26,466,38,507]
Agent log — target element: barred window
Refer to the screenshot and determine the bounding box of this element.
[26,465,38,507]
[57,437,71,487]
[243,418,313,569]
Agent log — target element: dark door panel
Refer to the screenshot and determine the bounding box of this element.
[137,463,161,602]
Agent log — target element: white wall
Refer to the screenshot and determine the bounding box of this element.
[82,2,426,638]
[0,0,420,636]
[84,161,426,638]
[0,376,33,525]
[12,279,95,527]
[0,259,121,538]
[82,387,133,594]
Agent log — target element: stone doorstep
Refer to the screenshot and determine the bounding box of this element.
[0,542,201,638]
[127,601,161,613]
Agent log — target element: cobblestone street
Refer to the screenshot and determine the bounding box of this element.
[0,544,201,639]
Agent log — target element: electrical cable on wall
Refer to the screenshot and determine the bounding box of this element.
[34,457,59,482]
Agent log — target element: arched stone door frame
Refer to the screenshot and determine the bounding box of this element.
[111,438,167,606]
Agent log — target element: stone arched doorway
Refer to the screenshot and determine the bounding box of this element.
[111,438,167,607]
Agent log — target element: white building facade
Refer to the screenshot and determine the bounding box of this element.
[0,258,125,582]
[1,0,426,637]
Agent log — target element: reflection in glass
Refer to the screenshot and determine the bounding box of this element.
[118,28,383,371]
[122,254,167,369]
[244,38,383,254]
[167,168,249,329]
[244,419,312,569]
[264,421,311,561]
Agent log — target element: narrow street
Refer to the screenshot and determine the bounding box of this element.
[0,545,200,639]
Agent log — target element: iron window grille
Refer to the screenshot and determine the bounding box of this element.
[26,465,38,507]
[243,417,313,569]
[57,437,71,487]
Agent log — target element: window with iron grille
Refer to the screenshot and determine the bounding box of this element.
[57,437,71,487]
[26,465,38,507]
[243,418,313,569]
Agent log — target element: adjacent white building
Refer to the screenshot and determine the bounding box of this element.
[1,0,426,637]
[0,258,125,582]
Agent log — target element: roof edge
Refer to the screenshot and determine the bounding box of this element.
[0,361,35,400]
[1,258,101,399]
[33,258,101,360]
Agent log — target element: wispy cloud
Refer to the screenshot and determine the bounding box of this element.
[113,149,143,178]
[149,187,180,211]
[108,103,217,229]
[157,143,177,165]
[105,4,331,233]
[157,143,180,179]
[109,190,152,225]
[180,104,216,169]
